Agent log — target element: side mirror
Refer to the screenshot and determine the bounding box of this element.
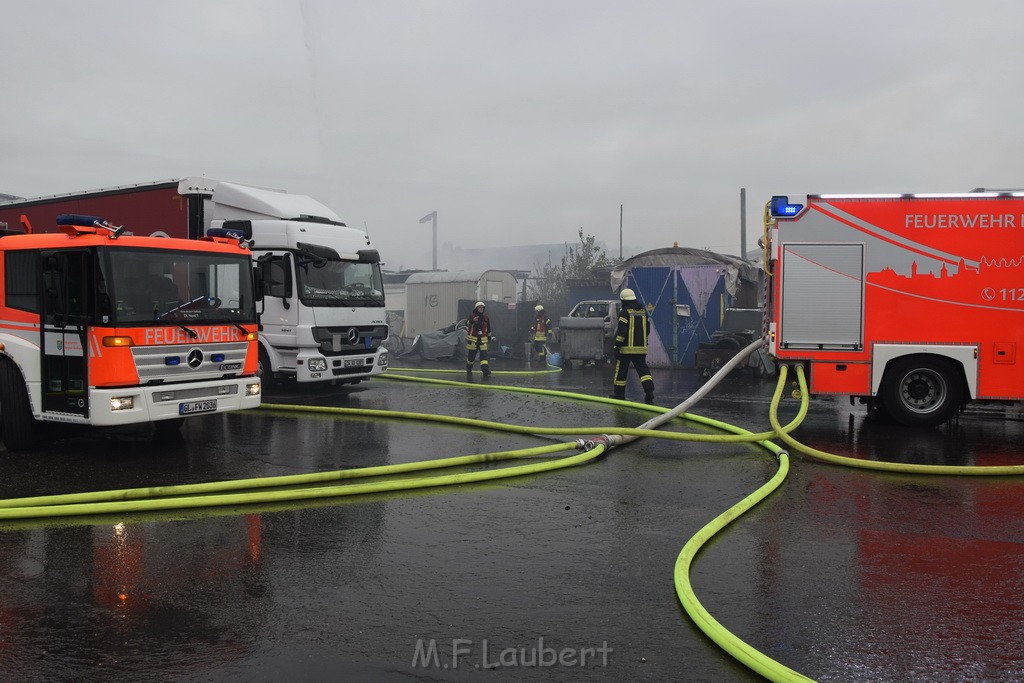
[252,262,265,303]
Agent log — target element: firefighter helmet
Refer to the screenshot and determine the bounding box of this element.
[620,288,636,301]
[535,304,544,312]
[475,301,485,309]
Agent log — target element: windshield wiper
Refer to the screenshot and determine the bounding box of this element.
[304,288,346,303]
[168,319,198,339]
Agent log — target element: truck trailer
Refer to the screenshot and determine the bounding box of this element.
[0,178,389,384]
[0,214,262,450]
[764,191,1024,426]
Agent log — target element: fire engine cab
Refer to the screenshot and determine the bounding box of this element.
[0,214,262,450]
[764,191,1024,426]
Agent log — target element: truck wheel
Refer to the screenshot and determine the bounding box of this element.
[257,347,274,387]
[880,356,962,427]
[0,361,39,451]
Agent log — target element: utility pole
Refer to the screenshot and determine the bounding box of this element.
[619,203,623,259]
[740,188,747,258]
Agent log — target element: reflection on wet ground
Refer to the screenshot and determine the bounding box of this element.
[0,358,1023,681]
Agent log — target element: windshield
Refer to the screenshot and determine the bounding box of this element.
[297,257,384,307]
[570,302,609,318]
[103,247,256,325]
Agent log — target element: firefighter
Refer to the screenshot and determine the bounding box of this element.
[466,301,492,378]
[610,288,655,404]
[531,304,553,365]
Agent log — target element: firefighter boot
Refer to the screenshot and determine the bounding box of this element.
[643,381,655,405]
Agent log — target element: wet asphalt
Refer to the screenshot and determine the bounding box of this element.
[1,357,1023,682]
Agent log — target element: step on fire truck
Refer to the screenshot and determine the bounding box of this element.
[764,191,1024,426]
[0,213,262,450]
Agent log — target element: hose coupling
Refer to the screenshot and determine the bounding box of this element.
[578,435,611,452]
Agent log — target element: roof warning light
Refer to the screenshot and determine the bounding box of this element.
[769,196,804,217]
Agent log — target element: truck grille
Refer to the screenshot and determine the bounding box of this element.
[132,341,251,383]
[313,325,388,356]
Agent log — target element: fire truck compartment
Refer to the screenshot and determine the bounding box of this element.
[780,243,864,349]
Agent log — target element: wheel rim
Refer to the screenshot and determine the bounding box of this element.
[899,368,947,414]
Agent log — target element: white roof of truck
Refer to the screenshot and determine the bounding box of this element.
[209,181,340,222]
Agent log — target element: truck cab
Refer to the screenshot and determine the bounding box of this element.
[0,217,262,450]
[248,220,388,383]
[200,180,389,384]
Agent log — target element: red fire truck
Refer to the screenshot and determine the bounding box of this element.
[0,214,261,450]
[764,191,1024,426]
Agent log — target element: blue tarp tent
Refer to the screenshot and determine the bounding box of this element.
[610,247,761,368]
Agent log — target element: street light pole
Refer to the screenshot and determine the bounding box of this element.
[619,203,623,260]
[419,211,438,270]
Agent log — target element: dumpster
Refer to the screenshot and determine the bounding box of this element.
[556,300,618,368]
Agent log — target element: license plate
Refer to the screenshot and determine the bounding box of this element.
[179,399,218,415]
[344,359,364,368]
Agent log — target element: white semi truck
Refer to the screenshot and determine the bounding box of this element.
[0,178,389,384]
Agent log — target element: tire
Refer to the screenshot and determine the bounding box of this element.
[880,356,962,427]
[0,361,39,451]
[715,335,743,350]
[257,346,274,386]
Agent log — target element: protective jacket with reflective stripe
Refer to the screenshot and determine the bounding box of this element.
[468,310,490,338]
[532,313,552,341]
[614,304,649,354]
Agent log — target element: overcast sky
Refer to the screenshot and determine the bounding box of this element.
[2,1,1021,270]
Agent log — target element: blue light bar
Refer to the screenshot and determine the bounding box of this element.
[770,196,804,217]
[56,213,105,226]
[165,357,181,366]
[211,353,226,363]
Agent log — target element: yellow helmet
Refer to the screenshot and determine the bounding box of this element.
[620,288,637,301]
[535,304,544,312]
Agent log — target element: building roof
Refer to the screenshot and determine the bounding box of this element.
[404,269,518,285]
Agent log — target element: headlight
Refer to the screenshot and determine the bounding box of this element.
[308,358,328,372]
[110,396,135,411]
[378,351,389,366]
[246,382,261,397]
